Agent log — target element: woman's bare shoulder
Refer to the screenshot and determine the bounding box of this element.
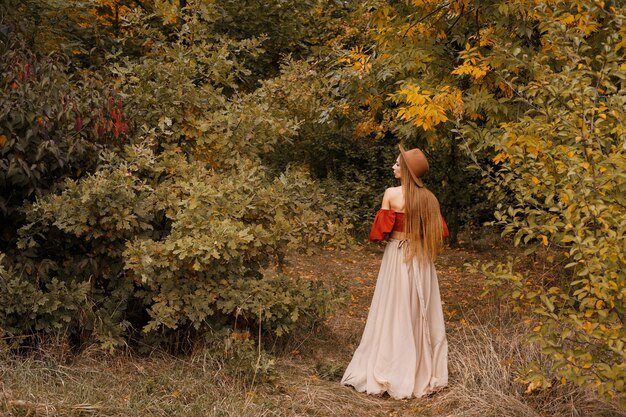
[384,186,402,196]
[382,186,404,211]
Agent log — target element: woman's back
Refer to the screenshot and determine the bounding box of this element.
[381,185,405,213]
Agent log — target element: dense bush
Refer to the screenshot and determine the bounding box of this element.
[9,144,346,350]
[257,59,407,237]
[211,0,352,84]
[0,6,349,351]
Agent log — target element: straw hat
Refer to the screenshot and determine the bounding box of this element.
[399,145,429,187]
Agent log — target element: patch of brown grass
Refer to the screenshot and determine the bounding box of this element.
[434,313,625,417]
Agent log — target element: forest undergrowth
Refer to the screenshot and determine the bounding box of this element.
[1,232,624,417]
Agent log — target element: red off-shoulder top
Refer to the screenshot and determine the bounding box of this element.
[369,209,450,241]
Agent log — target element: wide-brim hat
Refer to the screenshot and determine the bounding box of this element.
[399,145,428,187]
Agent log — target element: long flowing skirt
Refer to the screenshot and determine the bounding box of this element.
[341,239,448,399]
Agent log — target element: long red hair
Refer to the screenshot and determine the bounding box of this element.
[399,156,443,263]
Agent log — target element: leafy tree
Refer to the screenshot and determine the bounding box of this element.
[343,0,625,398]
[464,0,626,399]
[210,0,353,85]
[257,58,400,236]
[334,0,509,243]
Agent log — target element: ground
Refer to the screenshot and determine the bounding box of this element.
[1,236,623,416]
[272,238,493,417]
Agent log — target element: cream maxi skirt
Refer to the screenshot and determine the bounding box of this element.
[341,239,448,399]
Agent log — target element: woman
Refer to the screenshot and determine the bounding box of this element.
[341,145,448,399]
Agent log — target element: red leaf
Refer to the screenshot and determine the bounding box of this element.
[114,119,128,138]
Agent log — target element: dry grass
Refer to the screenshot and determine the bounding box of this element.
[1,238,624,417]
[434,313,625,417]
[0,346,423,417]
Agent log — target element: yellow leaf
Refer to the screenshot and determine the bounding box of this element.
[497,80,513,98]
[531,176,540,185]
[451,44,491,80]
[468,111,482,120]
[493,152,511,164]
[559,13,575,25]
[479,27,496,47]
[525,379,549,394]
[411,0,439,6]
[394,84,455,131]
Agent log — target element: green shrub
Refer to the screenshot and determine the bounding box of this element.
[1,7,350,352]
[8,140,347,350]
[0,254,89,346]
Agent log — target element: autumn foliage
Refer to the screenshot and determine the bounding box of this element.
[0,0,624,402]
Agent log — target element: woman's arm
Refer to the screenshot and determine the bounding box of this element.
[381,188,392,210]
